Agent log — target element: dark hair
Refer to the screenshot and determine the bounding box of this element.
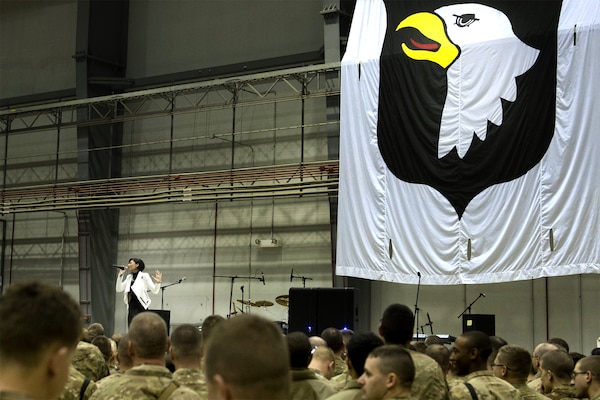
[171,324,202,360]
[129,257,145,271]
[380,304,414,345]
[0,280,82,366]
[540,350,574,380]
[462,330,492,361]
[496,344,532,378]
[346,332,384,377]
[369,345,415,389]
[287,331,312,368]
[91,335,112,362]
[321,327,344,352]
[201,314,226,344]
[548,337,569,352]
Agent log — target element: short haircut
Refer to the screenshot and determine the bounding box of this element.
[369,345,415,389]
[346,332,384,377]
[287,331,312,368]
[0,280,82,367]
[548,337,569,352]
[461,330,492,361]
[91,335,112,362]
[117,334,133,368]
[425,344,450,374]
[201,314,225,344]
[321,327,344,353]
[129,257,145,271]
[496,345,533,378]
[540,350,574,380]
[84,323,105,343]
[205,314,290,398]
[311,346,335,364]
[171,324,202,361]
[577,355,600,376]
[128,312,168,359]
[379,304,414,345]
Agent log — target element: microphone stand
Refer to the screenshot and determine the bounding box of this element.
[457,293,486,319]
[160,278,185,310]
[214,275,264,318]
[291,272,313,287]
[414,272,421,341]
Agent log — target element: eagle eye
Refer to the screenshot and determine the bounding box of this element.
[452,13,479,27]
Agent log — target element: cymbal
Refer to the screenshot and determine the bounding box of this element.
[237,299,255,306]
[275,295,289,307]
[253,300,274,307]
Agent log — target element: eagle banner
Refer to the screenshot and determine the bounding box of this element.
[336,0,600,284]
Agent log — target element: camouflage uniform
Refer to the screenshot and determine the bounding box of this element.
[591,393,600,400]
[94,371,124,390]
[290,368,335,400]
[407,348,449,400]
[333,355,348,377]
[89,364,201,400]
[449,370,521,400]
[72,341,110,382]
[172,368,208,399]
[512,382,548,400]
[324,378,362,400]
[0,392,36,400]
[330,370,350,392]
[545,383,577,400]
[59,365,97,400]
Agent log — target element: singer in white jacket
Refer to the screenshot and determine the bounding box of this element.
[116,258,162,326]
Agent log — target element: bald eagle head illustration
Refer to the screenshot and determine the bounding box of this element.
[377,1,561,218]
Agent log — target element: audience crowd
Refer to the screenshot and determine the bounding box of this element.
[1,281,599,400]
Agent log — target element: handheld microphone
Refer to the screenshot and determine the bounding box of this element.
[290,269,294,282]
[480,292,486,297]
[112,264,125,270]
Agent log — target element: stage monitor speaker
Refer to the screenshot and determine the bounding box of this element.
[462,314,495,336]
[148,309,171,335]
[288,287,355,335]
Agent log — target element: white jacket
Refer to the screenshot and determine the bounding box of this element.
[116,271,161,310]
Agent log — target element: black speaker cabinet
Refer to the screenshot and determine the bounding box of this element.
[462,314,495,336]
[148,309,171,335]
[288,287,356,335]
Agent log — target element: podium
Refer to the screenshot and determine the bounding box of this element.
[462,314,495,336]
[148,309,171,335]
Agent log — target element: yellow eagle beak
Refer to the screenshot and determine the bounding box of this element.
[396,12,459,69]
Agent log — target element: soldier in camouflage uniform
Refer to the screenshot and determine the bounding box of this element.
[287,331,335,400]
[321,327,349,377]
[205,314,290,400]
[170,324,207,399]
[0,281,82,400]
[492,344,548,400]
[72,340,110,382]
[327,332,384,400]
[527,342,560,391]
[89,312,200,400]
[572,355,600,400]
[58,365,97,400]
[357,345,415,400]
[448,330,521,400]
[539,349,577,400]
[94,334,132,390]
[378,304,449,400]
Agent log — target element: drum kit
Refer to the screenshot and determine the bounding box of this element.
[234,294,290,333]
[235,294,289,309]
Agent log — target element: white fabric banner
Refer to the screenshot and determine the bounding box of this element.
[336,0,600,284]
